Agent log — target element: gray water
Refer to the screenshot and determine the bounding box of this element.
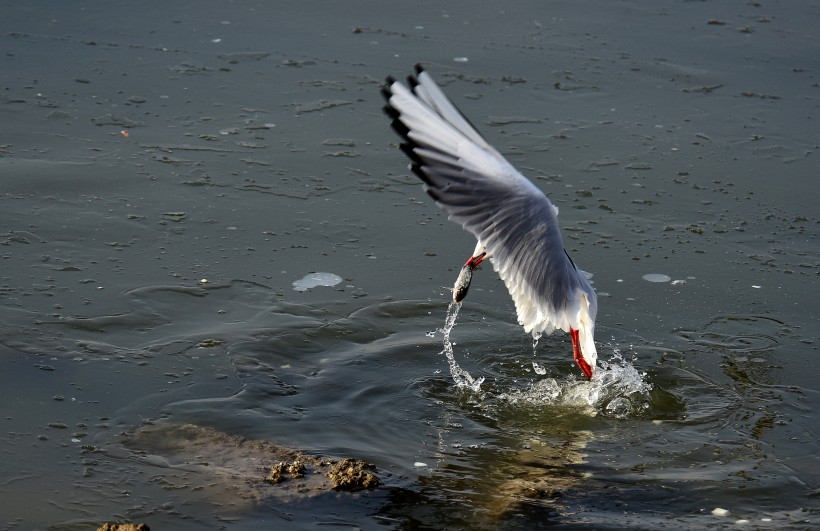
[1,1,818,529]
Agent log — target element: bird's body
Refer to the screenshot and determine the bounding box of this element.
[382,65,598,379]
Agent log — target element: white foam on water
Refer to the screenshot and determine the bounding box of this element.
[292,272,343,292]
[642,273,671,283]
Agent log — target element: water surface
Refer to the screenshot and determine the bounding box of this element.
[1,1,818,529]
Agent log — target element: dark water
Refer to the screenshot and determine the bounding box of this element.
[1,1,818,529]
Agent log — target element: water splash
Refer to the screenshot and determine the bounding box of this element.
[438,304,650,417]
[499,351,652,418]
[439,302,484,392]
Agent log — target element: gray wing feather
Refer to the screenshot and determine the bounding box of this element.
[383,66,597,333]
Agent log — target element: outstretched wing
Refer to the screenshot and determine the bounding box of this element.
[382,65,596,339]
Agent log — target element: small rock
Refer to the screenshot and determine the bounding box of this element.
[97,524,150,531]
[327,458,380,491]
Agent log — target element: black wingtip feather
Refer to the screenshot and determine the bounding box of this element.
[424,186,442,203]
[410,164,433,186]
[407,74,419,90]
[383,64,480,194]
[382,104,399,120]
[389,118,411,139]
[399,142,423,164]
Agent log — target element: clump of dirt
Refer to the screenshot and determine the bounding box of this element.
[98,524,150,531]
[265,458,307,484]
[327,458,381,491]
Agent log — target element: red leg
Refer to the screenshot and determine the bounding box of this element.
[570,328,593,380]
[465,252,487,269]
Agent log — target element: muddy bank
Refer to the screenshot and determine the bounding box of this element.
[123,423,381,501]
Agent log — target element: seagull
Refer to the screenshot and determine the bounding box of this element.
[381,64,598,379]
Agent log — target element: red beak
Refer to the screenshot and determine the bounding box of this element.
[570,328,594,379]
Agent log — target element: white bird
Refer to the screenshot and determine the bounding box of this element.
[382,64,598,379]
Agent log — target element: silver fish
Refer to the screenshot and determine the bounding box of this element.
[452,264,473,303]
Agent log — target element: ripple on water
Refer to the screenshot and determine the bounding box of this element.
[674,315,784,354]
[30,283,793,529]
